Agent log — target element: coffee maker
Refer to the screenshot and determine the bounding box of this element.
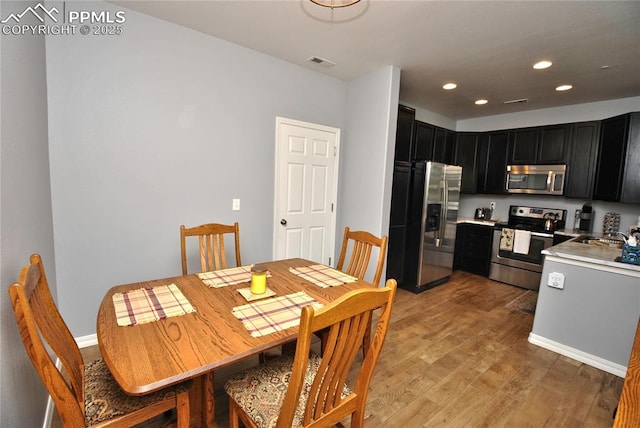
[578,202,593,232]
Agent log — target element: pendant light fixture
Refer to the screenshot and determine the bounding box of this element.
[310,0,361,8]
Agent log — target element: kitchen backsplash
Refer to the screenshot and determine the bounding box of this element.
[460,194,640,233]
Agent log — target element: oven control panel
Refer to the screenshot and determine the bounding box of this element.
[510,206,566,221]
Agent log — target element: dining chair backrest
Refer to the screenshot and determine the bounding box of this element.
[8,254,190,427]
[336,226,388,286]
[9,254,87,425]
[278,278,397,427]
[180,222,241,275]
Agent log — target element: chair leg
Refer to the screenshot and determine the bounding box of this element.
[175,390,190,428]
[229,398,240,428]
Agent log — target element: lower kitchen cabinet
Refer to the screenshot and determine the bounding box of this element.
[453,223,494,277]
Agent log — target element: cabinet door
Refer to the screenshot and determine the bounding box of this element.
[387,163,411,282]
[394,105,415,162]
[621,113,640,203]
[413,121,435,161]
[453,223,493,277]
[565,121,600,199]
[593,114,629,201]
[479,131,509,194]
[433,127,456,164]
[508,128,539,164]
[538,124,569,164]
[454,133,482,194]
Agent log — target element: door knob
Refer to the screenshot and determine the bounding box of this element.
[280,219,287,226]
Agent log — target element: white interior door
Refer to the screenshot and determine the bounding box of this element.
[274,117,340,264]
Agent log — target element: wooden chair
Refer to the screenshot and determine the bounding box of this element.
[8,254,191,427]
[180,222,242,275]
[332,226,388,356]
[336,226,388,287]
[225,279,397,428]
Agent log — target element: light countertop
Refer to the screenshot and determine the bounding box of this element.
[543,238,640,274]
[456,217,500,226]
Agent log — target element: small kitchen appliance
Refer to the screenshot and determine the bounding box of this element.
[579,202,593,232]
[474,207,492,220]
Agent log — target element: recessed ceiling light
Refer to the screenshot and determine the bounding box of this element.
[442,82,457,90]
[555,84,573,91]
[475,99,488,105]
[533,60,553,70]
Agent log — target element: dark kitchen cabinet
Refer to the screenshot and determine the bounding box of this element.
[453,223,494,277]
[508,124,569,164]
[413,121,435,161]
[454,133,486,194]
[564,121,600,199]
[433,127,456,164]
[394,105,415,162]
[592,113,640,203]
[478,131,509,194]
[387,162,412,283]
[621,113,640,203]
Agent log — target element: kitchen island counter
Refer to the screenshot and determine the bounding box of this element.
[530,238,640,378]
[542,238,640,274]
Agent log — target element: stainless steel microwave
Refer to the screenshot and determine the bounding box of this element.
[505,164,566,195]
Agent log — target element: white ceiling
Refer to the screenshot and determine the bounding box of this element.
[112,0,640,120]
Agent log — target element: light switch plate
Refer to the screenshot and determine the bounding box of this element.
[232,199,240,211]
[548,272,565,289]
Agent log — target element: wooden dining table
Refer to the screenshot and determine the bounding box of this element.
[96,258,371,427]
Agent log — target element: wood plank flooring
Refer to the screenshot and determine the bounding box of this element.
[53,271,623,427]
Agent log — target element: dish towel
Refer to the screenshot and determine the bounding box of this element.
[513,230,532,255]
[197,265,271,288]
[112,284,195,327]
[499,228,515,251]
[289,265,358,288]
[232,291,322,338]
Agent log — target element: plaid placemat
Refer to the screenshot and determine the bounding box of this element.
[232,291,323,337]
[197,265,271,288]
[289,265,358,288]
[112,284,195,327]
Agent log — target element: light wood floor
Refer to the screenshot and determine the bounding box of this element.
[53,271,623,427]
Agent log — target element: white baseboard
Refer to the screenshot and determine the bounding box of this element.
[528,332,627,378]
[44,334,99,427]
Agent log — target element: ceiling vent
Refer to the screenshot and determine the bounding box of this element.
[307,56,336,68]
[504,98,529,105]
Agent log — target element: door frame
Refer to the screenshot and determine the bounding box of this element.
[273,116,341,264]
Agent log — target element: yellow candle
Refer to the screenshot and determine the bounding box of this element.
[250,264,267,294]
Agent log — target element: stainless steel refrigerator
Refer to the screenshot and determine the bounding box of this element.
[401,161,462,293]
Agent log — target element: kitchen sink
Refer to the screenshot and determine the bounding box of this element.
[573,235,625,249]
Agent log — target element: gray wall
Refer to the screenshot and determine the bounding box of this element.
[338,66,400,284]
[0,1,57,426]
[45,2,355,336]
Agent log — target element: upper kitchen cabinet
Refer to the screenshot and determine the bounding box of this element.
[593,113,640,203]
[454,132,487,194]
[433,127,456,164]
[508,124,570,164]
[412,121,456,163]
[564,121,600,199]
[395,105,415,162]
[478,131,509,194]
[413,121,435,161]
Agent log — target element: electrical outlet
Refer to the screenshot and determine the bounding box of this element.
[490,202,496,211]
[548,272,565,289]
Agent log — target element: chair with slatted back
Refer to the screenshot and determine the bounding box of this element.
[336,226,388,287]
[8,254,191,427]
[331,226,388,356]
[180,222,242,275]
[225,279,397,428]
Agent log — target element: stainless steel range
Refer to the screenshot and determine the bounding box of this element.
[489,205,566,290]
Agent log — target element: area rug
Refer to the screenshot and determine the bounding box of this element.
[505,290,538,315]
